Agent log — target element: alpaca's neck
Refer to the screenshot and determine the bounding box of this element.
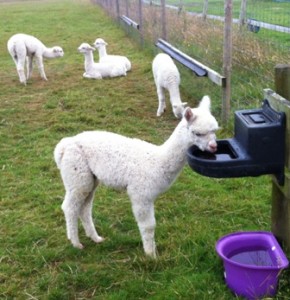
[168,85,181,103]
[160,121,190,179]
[98,46,107,58]
[43,47,56,58]
[84,52,95,71]
[162,121,189,161]
[164,74,181,103]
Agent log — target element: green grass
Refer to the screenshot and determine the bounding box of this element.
[0,0,289,299]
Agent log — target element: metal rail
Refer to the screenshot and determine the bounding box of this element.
[120,15,139,30]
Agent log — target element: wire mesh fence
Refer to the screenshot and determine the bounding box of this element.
[93,0,290,122]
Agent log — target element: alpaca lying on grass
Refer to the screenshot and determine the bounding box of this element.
[93,38,131,72]
[7,33,64,85]
[54,96,218,257]
[78,43,127,79]
[152,53,187,118]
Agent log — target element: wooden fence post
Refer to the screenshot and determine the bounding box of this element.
[264,64,290,251]
[125,0,129,17]
[116,0,120,20]
[138,0,144,47]
[239,0,247,29]
[202,0,208,21]
[222,0,232,124]
[161,0,167,40]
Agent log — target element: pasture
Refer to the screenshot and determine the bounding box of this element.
[0,0,289,298]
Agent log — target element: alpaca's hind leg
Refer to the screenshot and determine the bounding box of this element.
[156,86,166,117]
[130,195,156,258]
[79,180,104,244]
[62,191,84,249]
[60,146,96,249]
[10,43,27,85]
[14,56,26,85]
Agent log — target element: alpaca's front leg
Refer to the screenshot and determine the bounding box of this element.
[156,86,166,117]
[26,56,33,79]
[131,200,156,258]
[35,55,47,81]
[83,72,102,79]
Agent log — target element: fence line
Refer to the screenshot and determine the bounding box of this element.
[93,0,290,124]
[145,0,290,34]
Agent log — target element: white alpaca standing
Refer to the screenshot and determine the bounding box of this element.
[7,33,64,85]
[152,53,187,118]
[93,38,131,72]
[54,96,218,258]
[78,43,127,79]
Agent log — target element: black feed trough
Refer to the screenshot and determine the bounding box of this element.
[187,100,286,185]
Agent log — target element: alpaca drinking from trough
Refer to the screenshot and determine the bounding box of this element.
[54,96,218,258]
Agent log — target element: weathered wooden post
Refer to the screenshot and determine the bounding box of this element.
[239,0,247,29]
[264,64,290,251]
[222,0,232,124]
[202,0,208,21]
[125,0,129,17]
[161,0,167,40]
[138,0,144,47]
[116,0,120,20]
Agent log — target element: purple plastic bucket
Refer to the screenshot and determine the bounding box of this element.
[216,231,289,299]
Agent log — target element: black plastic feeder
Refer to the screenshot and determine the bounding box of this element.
[187,100,286,185]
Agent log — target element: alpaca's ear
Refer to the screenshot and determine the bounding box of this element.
[182,102,188,108]
[184,107,197,122]
[199,95,211,110]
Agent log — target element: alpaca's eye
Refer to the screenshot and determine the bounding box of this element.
[195,132,205,137]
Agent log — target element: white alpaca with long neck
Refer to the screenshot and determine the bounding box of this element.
[93,38,131,72]
[152,53,187,118]
[7,33,64,85]
[78,43,126,79]
[54,96,218,258]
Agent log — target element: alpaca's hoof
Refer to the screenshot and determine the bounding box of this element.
[94,236,105,244]
[145,251,157,259]
[73,242,84,249]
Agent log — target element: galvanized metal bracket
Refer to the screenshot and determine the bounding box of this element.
[156,38,207,77]
[120,15,139,30]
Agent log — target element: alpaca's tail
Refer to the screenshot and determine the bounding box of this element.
[54,137,74,169]
[7,40,18,62]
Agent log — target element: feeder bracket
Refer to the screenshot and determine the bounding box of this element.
[120,15,139,30]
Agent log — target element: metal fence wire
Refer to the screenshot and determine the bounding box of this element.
[93,0,290,123]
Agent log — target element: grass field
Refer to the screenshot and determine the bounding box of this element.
[0,0,289,299]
